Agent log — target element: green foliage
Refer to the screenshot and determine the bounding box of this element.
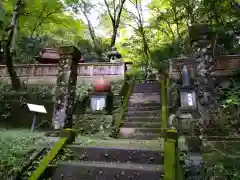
[75,84,91,102]
[1,0,240,178]
[0,83,53,100]
[1,0,88,64]
[201,72,240,179]
[203,141,240,179]
[0,82,90,121]
[1,0,240,66]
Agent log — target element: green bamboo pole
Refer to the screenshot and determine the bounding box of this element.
[166,77,170,119]
[164,129,178,180]
[29,129,75,180]
[161,79,167,133]
[29,137,68,180]
[113,79,135,137]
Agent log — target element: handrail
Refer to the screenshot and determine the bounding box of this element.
[162,77,185,180]
[164,129,184,180]
[161,79,167,134]
[29,129,76,180]
[111,79,135,137]
[13,147,46,180]
[164,130,178,180]
[119,80,129,98]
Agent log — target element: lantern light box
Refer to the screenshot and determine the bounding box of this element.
[91,94,107,111]
[88,92,113,114]
[179,86,197,112]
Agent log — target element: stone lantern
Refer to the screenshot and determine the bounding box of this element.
[179,64,197,112]
[144,66,159,83]
[88,77,113,114]
[107,47,122,63]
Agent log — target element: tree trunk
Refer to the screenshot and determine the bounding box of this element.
[110,26,118,47]
[4,42,21,90]
[86,19,101,55]
[80,0,102,55]
[104,0,126,48]
[3,0,22,90]
[142,32,150,61]
[85,16,101,54]
[139,26,151,68]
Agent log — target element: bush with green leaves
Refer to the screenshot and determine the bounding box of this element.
[202,71,240,179]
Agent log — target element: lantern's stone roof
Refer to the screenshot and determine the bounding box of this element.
[107,47,122,59]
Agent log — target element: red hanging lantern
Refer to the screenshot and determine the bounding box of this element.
[93,77,111,92]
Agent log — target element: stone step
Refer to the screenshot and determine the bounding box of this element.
[128,102,161,108]
[127,105,161,111]
[52,161,163,180]
[129,94,161,104]
[126,110,160,117]
[143,80,160,83]
[66,145,163,164]
[124,117,160,122]
[120,127,161,134]
[132,89,160,93]
[131,92,161,96]
[122,121,162,128]
[133,83,161,93]
[40,165,56,179]
[73,138,163,150]
[119,132,160,140]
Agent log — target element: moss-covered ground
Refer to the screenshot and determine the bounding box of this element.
[0,128,45,179]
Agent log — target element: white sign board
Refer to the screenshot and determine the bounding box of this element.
[27,103,47,114]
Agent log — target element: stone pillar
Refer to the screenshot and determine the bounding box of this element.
[171,24,216,152]
[190,24,216,133]
[52,46,81,130]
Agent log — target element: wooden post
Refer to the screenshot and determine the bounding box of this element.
[52,46,81,130]
[164,129,178,180]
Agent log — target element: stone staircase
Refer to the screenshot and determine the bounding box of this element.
[50,82,164,180]
[52,144,164,180]
[119,82,162,140]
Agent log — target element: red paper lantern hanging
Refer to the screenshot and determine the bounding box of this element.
[93,77,111,92]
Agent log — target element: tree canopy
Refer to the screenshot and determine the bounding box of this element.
[0,0,240,73]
